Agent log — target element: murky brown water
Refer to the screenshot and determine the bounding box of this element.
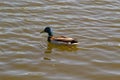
[0,0,120,80]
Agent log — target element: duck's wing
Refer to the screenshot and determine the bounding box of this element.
[52,36,73,42]
[50,36,78,45]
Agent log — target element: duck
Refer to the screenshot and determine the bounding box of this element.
[41,27,78,45]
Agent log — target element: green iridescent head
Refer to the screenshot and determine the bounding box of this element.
[41,27,53,36]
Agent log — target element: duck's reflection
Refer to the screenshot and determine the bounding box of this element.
[43,42,79,60]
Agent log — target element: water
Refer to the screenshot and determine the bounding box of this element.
[0,0,120,80]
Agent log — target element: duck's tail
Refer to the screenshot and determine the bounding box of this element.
[71,40,78,44]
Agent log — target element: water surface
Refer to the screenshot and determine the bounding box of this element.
[0,0,120,80]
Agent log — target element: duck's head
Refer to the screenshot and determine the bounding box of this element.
[41,27,53,36]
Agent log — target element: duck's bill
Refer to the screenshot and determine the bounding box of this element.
[40,31,45,33]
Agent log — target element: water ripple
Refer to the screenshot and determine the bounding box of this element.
[0,0,120,80]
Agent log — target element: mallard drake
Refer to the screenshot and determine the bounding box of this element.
[41,27,78,45]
